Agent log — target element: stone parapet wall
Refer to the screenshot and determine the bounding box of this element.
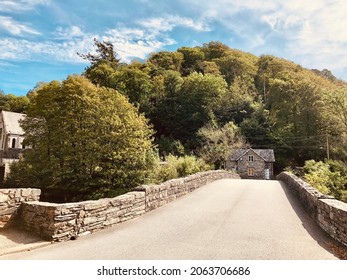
[19,170,239,241]
[135,170,240,211]
[0,188,41,228]
[277,172,347,247]
[20,191,145,241]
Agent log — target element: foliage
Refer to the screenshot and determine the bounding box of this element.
[0,92,29,113]
[197,122,247,168]
[148,51,184,72]
[6,40,347,197]
[154,155,211,182]
[157,136,185,158]
[303,160,347,202]
[76,39,347,170]
[6,75,156,201]
[79,39,121,87]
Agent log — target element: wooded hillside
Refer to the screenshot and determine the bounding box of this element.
[2,40,347,201]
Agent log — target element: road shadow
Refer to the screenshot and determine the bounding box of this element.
[278,180,347,260]
[0,225,43,252]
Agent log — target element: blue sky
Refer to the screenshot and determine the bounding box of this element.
[1,0,347,95]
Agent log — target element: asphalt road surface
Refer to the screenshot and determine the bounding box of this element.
[1,179,340,259]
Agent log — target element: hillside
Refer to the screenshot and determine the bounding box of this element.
[79,40,347,171]
[2,40,347,201]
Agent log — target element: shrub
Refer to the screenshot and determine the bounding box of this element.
[154,155,211,182]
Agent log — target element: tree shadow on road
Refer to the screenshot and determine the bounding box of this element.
[278,181,347,260]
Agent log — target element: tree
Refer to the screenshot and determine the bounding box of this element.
[177,46,205,75]
[78,38,120,67]
[214,53,257,85]
[202,41,231,60]
[148,51,183,72]
[79,39,121,87]
[0,92,29,113]
[157,72,228,148]
[197,122,247,168]
[112,64,153,113]
[7,75,155,201]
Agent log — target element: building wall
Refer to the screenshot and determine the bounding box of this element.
[226,150,274,179]
[237,150,266,179]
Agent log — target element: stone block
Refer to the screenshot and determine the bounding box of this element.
[103,217,120,226]
[21,188,33,197]
[0,192,9,203]
[83,215,106,225]
[54,214,77,222]
[0,207,17,215]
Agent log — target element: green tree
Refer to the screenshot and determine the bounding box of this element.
[7,75,155,201]
[177,46,205,75]
[148,51,183,72]
[79,39,121,87]
[202,41,231,60]
[158,72,228,147]
[112,64,153,113]
[0,92,29,113]
[214,53,257,85]
[197,122,246,168]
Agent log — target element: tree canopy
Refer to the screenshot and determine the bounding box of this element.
[6,40,347,202]
[7,75,156,201]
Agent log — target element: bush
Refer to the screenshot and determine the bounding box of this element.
[303,160,347,202]
[154,155,211,182]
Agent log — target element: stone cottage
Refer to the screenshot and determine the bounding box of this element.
[225,148,275,179]
[0,110,27,181]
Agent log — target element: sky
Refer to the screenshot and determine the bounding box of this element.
[0,0,347,95]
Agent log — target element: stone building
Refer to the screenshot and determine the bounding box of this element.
[225,148,275,179]
[0,110,27,181]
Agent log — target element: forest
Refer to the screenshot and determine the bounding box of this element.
[1,40,347,202]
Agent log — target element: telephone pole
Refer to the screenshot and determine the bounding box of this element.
[326,133,330,160]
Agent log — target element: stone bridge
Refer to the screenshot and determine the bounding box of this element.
[0,170,347,256]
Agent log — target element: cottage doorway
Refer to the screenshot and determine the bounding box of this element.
[264,169,270,180]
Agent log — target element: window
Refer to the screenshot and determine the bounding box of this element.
[248,155,254,162]
[11,138,16,148]
[248,168,255,177]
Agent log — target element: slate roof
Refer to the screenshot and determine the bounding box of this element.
[228,148,275,162]
[1,110,26,135]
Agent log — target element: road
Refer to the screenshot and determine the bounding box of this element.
[0,179,340,259]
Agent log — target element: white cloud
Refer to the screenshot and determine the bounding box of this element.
[103,25,177,61]
[0,23,178,64]
[0,0,50,12]
[0,16,40,35]
[175,0,347,78]
[261,12,301,32]
[139,15,211,33]
[241,1,347,74]
[0,13,208,65]
[54,26,84,39]
[0,37,87,62]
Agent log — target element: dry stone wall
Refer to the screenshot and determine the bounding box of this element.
[18,170,239,241]
[0,188,40,228]
[20,191,145,241]
[277,172,347,247]
[135,170,240,211]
